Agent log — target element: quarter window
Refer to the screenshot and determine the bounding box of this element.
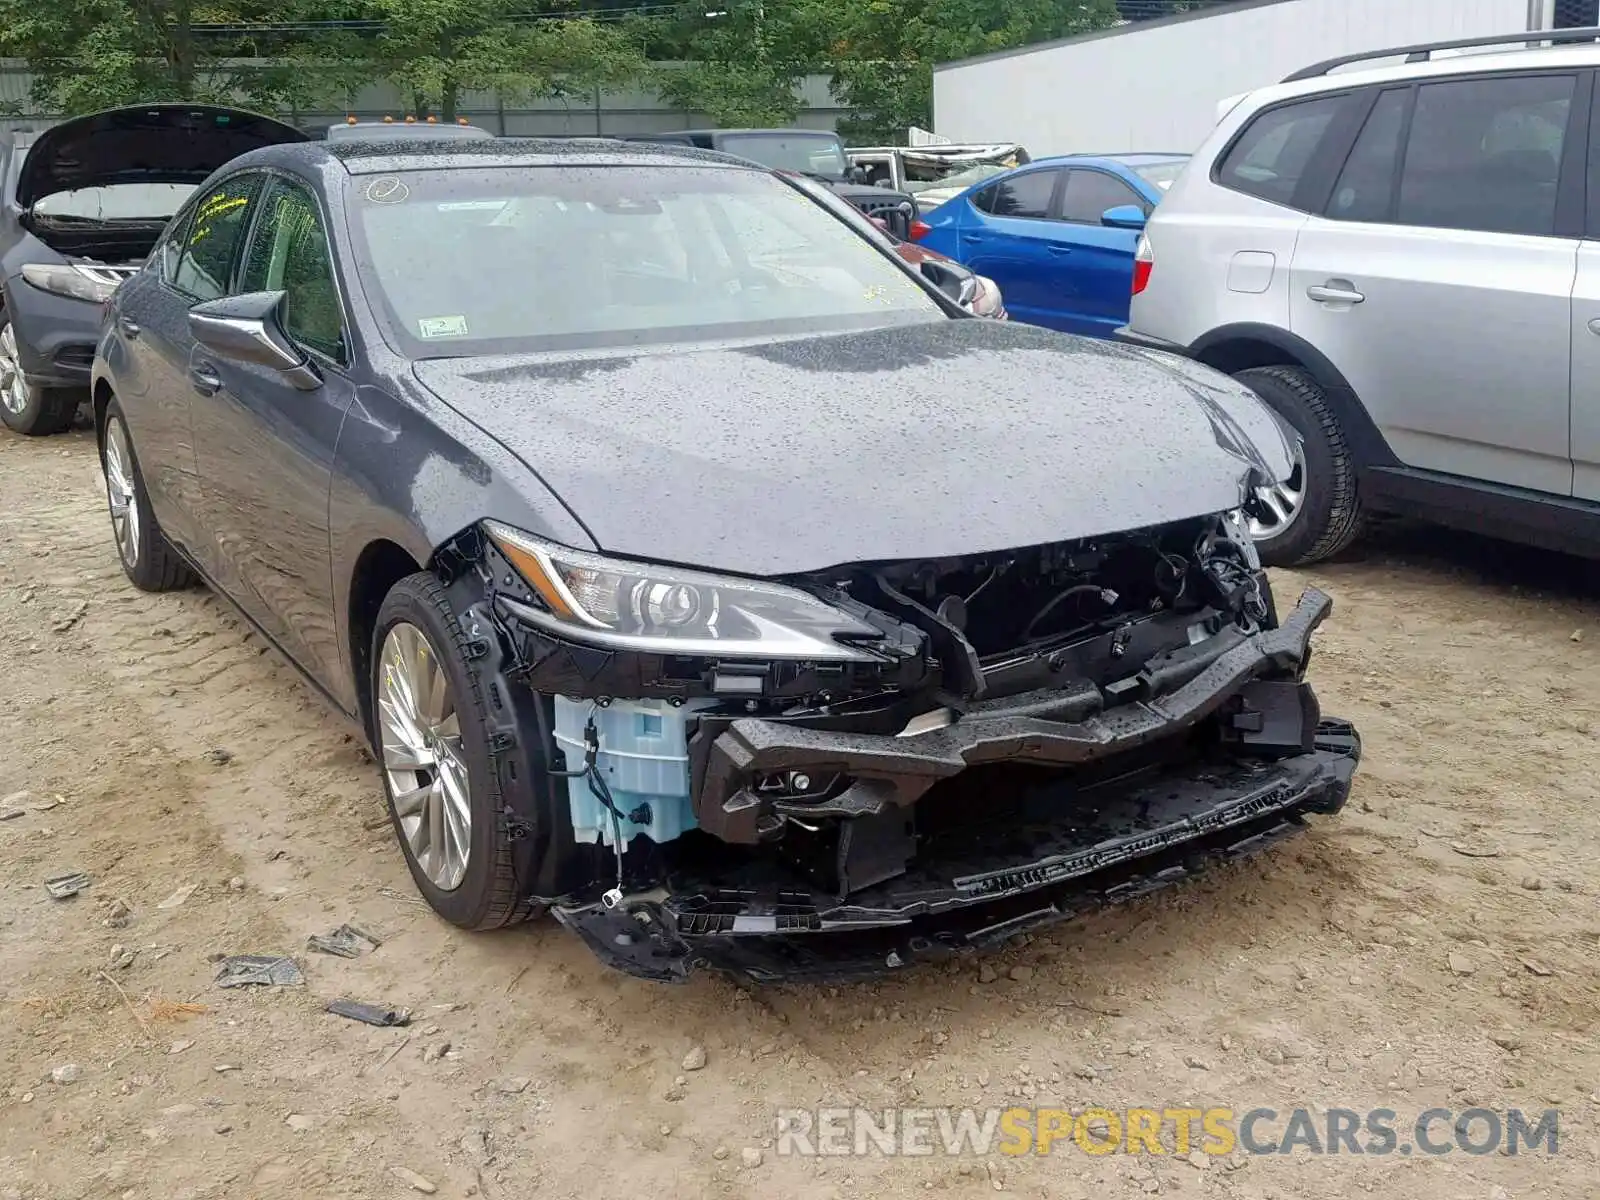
[1395,74,1574,237]
[239,180,346,362]
[171,174,261,301]
[1216,95,1346,207]
[1058,169,1146,223]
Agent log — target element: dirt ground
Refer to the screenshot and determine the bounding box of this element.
[1,425,1597,1200]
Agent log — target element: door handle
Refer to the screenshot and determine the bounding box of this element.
[961,233,985,243]
[1306,283,1365,304]
[189,362,222,396]
[1047,245,1074,256]
[116,316,140,339]
[1587,317,1600,336]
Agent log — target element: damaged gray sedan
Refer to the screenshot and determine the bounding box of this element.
[92,135,1359,982]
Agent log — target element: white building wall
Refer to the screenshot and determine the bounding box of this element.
[933,0,1543,155]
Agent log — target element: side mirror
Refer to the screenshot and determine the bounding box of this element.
[919,258,978,309]
[187,291,321,391]
[1101,204,1148,231]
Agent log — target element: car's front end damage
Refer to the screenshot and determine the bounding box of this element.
[433,506,1358,983]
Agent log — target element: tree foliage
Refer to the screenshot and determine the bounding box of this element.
[828,0,1124,142]
[0,0,1124,133]
[0,0,331,114]
[306,0,648,121]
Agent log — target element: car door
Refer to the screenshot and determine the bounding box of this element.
[122,171,267,565]
[955,167,1068,328]
[1051,167,1153,336]
[1569,78,1600,502]
[188,174,358,688]
[1289,72,1583,496]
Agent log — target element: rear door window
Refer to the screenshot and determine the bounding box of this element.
[974,169,1060,220]
[1216,95,1347,208]
[171,173,263,301]
[1395,73,1575,237]
[1326,88,1409,223]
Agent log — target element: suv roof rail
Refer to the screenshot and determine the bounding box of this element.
[1283,25,1600,83]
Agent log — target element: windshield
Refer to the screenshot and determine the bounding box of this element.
[347,164,945,356]
[717,133,849,180]
[906,163,1008,194]
[34,182,197,220]
[1130,158,1190,191]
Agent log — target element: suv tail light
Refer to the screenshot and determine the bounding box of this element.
[1132,233,1154,295]
[910,219,932,241]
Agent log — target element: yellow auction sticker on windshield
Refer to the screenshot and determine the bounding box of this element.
[418,315,469,338]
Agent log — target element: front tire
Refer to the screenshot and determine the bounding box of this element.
[0,313,78,436]
[101,400,195,591]
[372,573,536,930]
[1233,364,1366,567]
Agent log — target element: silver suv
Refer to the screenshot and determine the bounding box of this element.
[1118,27,1600,566]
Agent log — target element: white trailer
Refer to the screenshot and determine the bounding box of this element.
[933,0,1556,156]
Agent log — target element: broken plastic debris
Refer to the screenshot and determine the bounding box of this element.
[326,999,412,1027]
[157,883,199,909]
[307,923,382,958]
[45,871,90,899]
[213,955,305,988]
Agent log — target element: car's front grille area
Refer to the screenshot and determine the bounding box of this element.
[852,194,915,239]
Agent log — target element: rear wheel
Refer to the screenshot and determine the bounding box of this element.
[373,573,538,930]
[0,313,78,436]
[101,400,195,591]
[1233,365,1366,567]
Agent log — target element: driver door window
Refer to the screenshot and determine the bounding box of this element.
[238,179,347,363]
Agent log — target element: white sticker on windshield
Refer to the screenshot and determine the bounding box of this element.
[418,315,469,338]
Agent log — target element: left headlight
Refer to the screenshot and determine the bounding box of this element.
[483,522,888,662]
[21,263,122,304]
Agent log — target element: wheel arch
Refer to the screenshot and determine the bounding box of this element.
[1188,323,1398,471]
[92,377,114,443]
[346,537,426,746]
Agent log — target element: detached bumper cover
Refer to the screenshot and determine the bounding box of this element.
[551,589,1360,984]
[555,722,1358,983]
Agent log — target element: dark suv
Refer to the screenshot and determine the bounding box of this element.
[616,128,920,239]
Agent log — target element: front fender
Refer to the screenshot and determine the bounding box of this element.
[327,378,595,713]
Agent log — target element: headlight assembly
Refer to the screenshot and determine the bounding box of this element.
[21,263,124,304]
[482,522,886,662]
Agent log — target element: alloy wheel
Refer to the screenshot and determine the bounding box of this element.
[103,416,141,568]
[1247,441,1307,541]
[0,322,27,416]
[378,621,472,891]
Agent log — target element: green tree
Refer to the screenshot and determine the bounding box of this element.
[0,0,340,115]
[650,1,830,127]
[310,0,648,122]
[829,0,1124,142]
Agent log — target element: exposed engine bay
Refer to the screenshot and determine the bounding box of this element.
[26,217,166,264]
[437,511,1359,982]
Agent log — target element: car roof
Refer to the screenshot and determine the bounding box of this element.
[634,128,840,139]
[1007,152,1188,171]
[1241,41,1600,114]
[228,135,763,177]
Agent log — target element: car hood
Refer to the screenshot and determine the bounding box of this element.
[411,320,1295,577]
[18,104,309,209]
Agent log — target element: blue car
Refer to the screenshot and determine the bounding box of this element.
[916,153,1188,337]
